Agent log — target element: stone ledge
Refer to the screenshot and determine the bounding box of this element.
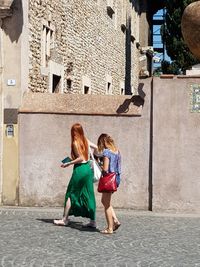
[159,75,200,79]
[160,74,174,79]
[177,75,200,79]
[18,93,142,117]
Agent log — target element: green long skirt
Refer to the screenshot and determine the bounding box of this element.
[64,162,96,220]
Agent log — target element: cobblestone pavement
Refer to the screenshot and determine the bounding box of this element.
[0,207,200,267]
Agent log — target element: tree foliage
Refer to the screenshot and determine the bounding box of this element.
[161,0,200,73]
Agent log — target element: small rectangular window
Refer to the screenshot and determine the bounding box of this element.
[106,75,112,94]
[52,74,61,93]
[82,76,91,94]
[67,79,72,90]
[84,86,90,94]
[107,82,111,94]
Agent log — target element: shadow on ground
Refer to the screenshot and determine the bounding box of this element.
[36,218,99,232]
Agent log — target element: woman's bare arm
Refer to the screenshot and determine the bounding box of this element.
[102,157,109,172]
[88,139,97,149]
[88,139,100,157]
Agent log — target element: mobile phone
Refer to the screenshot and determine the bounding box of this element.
[61,157,72,164]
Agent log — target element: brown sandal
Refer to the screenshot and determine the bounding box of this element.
[100,228,113,234]
[113,222,121,231]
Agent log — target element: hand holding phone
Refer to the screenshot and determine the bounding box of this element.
[61,157,72,168]
[61,157,72,164]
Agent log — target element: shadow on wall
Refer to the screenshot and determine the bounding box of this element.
[2,0,23,43]
[116,83,145,114]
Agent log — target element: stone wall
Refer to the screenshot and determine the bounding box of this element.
[28,0,143,94]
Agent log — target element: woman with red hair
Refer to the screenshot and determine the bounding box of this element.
[54,123,97,227]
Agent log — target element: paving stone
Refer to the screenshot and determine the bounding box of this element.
[0,208,200,267]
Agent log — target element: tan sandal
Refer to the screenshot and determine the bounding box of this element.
[100,228,113,234]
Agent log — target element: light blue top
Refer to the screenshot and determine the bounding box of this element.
[103,148,121,186]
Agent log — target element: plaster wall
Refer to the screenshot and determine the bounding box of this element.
[2,124,19,205]
[2,0,23,108]
[0,0,24,205]
[6,75,200,213]
[18,86,150,209]
[139,13,150,47]
[0,27,2,204]
[153,77,200,212]
[21,0,29,97]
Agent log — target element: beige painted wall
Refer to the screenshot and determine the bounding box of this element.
[2,124,19,205]
[18,88,150,209]
[17,77,200,213]
[0,26,3,204]
[2,0,23,109]
[21,0,29,97]
[0,0,25,205]
[153,77,200,212]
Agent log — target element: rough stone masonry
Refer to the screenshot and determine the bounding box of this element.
[28,0,141,94]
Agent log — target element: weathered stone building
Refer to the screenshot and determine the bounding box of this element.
[0,0,153,206]
[28,0,151,95]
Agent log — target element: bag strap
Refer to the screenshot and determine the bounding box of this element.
[89,146,95,161]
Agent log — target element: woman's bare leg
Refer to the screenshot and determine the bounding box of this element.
[63,198,71,220]
[111,206,120,224]
[111,206,121,231]
[54,198,71,226]
[101,193,113,232]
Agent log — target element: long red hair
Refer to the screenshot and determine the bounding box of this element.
[71,123,88,160]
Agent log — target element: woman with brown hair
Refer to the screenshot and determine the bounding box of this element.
[97,133,121,234]
[54,123,97,227]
